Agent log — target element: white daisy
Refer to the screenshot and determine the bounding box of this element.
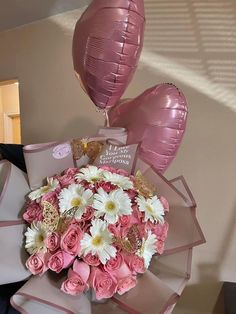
[136,195,165,224]
[75,165,104,184]
[58,183,93,219]
[80,219,116,265]
[25,221,47,254]
[93,188,132,224]
[103,171,133,190]
[137,231,157,268]
[28,178,59,201]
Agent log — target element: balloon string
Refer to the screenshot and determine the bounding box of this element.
[104,110,110,127]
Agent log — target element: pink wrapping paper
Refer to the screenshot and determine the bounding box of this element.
[23,141,75,190]
[24,128,128,190]
[0,224,30,284]
[142,166,205,254]
[0,128,205,314]
[0,160,30,222]
[11,273,91,314]
[0,160,31,284]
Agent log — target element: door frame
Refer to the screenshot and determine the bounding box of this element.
[3,112,20,143]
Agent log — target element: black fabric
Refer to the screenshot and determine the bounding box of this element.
[0,282,27,314]
[0,144,26,173]
[0,144,26,313]
[224,282,236,314]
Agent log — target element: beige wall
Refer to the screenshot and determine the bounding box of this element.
[0,1,236,313]
[0,8,103,144]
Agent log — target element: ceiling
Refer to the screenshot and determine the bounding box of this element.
[0,0,92,32]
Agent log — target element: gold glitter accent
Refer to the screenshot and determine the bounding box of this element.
[114,225,142,253]
[134,170,156,198]
[42,202,79,233]
[71,139,104,162]
[42,201,60,232]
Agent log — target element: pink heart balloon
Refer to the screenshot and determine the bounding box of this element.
[72,0,145,110]
[108,84,188,173]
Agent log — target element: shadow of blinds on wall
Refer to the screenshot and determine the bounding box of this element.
[142,0,236,110]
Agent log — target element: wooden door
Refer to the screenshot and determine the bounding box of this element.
[11,115,21,144]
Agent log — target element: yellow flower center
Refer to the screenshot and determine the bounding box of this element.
[140,243,145,255]
[106,201,116,212]
[71,198,82,207]
[146,205,154,215]
[41,186,50,193]
[35,233,45,247]
[38,234,45,242]
[92,235,103,247]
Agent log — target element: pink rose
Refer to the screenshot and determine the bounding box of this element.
[120,211,143,239]
[48,250,74,273]
[41,191,59,208]
[73,259,90,281]
[45,232,60,252]
[156,240,165,254]
[107,259,137,294]
[80,206,94,222]
[109,260,132,279]
[118,215,132,229]
[61,224,83,255]
[90,267,117,300]
[118,216,137,237]
[95,181,116,193]
[79,180,93,190]
[64,168,79,177]
[61,260,90,296]
[152,222,169,241]
[83,253,100,266]
[108,224,121,238]
[145,220,155,231]
[68,219,80,227]
[23,202,43,224]
[104,253,123,273]
[160,196,169,212]
[126,189,138,199]
[125,255,145,274]
[116,168,129,177]
[26,253,48,275]
[58,168,78,188]
[61,269,86,296]
[100,166,116,173]
[131,205,143,221]
[117,276,137,295]
[58,175,75,188]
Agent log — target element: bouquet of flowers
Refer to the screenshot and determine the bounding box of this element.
[23,165,169,300]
